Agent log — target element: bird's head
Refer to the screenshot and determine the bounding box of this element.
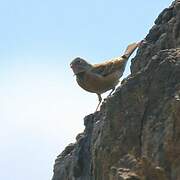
[70,57,92,75]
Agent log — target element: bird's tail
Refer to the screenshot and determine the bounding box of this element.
[122,42,139,59]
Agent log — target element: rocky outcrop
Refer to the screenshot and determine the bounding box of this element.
[52,1,180,179]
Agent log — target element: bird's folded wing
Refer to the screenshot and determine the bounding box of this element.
[91,42,139,77]
[92,57,125,77]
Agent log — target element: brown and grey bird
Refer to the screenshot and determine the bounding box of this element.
[70,42,140,111]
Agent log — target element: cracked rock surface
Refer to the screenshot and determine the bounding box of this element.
[52,1,180,180]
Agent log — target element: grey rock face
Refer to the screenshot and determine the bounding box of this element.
[52,1,180,180]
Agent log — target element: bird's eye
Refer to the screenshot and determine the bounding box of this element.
[77,60,82,64]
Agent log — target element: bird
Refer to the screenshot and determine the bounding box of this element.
[70,42,141,111]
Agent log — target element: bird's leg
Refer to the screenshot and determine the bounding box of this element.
[107,87,115,97]
[95,94,102,112]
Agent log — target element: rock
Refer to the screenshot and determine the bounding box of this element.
[52,1,180,180]
[131,0,180,74]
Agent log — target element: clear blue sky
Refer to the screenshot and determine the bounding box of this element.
[0,0,172,180]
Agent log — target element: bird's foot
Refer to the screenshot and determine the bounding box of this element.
[107,87,115,98]
[95,94,102,112]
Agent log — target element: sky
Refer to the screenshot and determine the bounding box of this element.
[0,0,173,180]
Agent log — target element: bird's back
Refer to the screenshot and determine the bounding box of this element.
[92,56,127,78]
[91,42,139,78]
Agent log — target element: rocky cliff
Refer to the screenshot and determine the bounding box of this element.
[52,1,180,179]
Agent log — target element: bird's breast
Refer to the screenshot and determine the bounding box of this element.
[76,71,119,94]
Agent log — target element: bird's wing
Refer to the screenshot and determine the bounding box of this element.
[91,42,139,77]
[92,57,126,77]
